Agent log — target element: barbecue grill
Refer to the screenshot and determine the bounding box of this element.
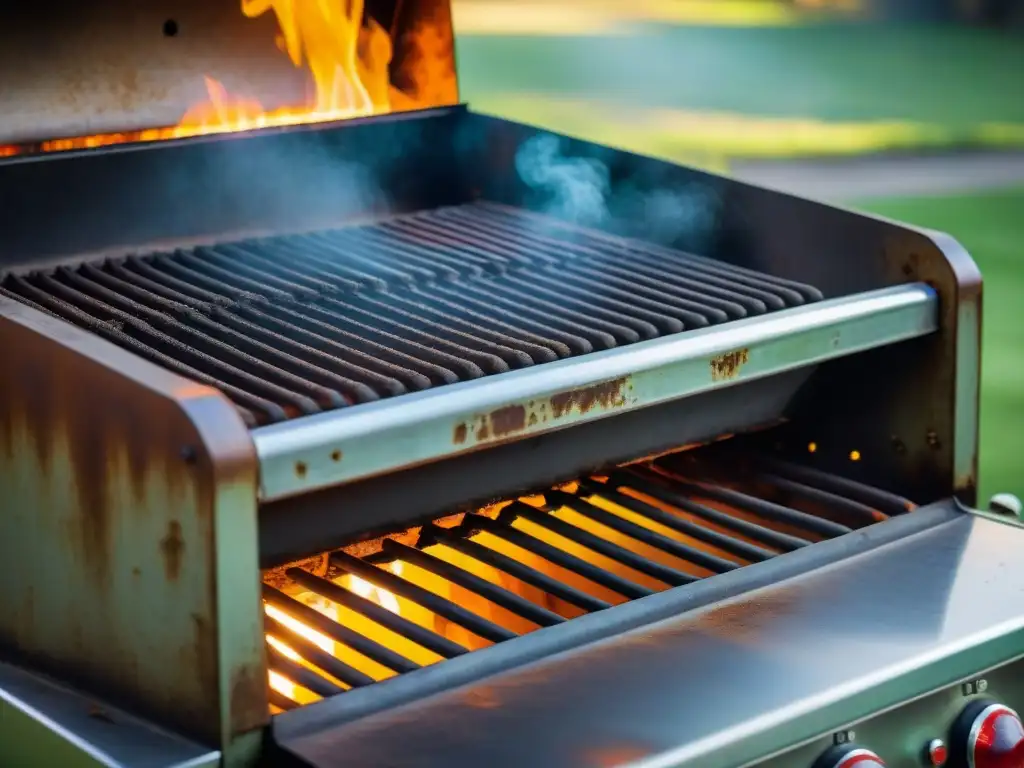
[2,1,1024,767]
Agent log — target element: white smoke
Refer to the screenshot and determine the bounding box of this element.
[514,132,720,250]
[514,134,611,227]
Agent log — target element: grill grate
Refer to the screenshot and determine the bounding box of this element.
[261,452,914,713]
[0,202,823,427]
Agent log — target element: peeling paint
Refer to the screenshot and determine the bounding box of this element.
[709,348,750,382]
[550,377,629,419]
[453,377,633,448]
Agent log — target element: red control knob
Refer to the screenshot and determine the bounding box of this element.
[814,745,886,768]
[961,703,1024,768]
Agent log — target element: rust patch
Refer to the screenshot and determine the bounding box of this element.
[159,520,185,581]
[488,404,527,438]
[453,379,631,447]
[0,300,263,746]
[295,461,308,478]
[549,377,629,419]
[330,449,342,462]
[709,348,750,382]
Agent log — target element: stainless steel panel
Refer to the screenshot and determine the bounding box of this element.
[0,658,220,768]
[254,283,939,501]
[748,656,1024,768]
[0,297,267,763]
[0,0,458,147]
[276,509,1024,768]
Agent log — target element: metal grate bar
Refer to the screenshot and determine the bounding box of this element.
[268,689,300,713]
[262,584,420,674]
[747,471,888,527]
[264,614,377,689]
[328,551,517,644]
[283,568,468,660]
[470,514,654,601]
[424,524,613,613]
[265,644,347,698]
[261,457,915,713]
[651,463,854,539]
[467,202,825,303]
[503,502,697,588]
[576,478,776,563]
[545,489,741,574]
[1,202,823,426]
[380,539,566,628]
[756,457,916,518]
[611,468,812,552]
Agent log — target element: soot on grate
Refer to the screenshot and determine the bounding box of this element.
[0,202,823,427]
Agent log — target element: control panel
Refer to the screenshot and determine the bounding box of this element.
[750,657,1024,768]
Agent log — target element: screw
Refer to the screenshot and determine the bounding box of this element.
[926,430,941,449]
[891,435,906,454]
[963,679,988,696]
[180,445,198,464]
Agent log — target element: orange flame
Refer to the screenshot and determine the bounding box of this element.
[5,0,400,155]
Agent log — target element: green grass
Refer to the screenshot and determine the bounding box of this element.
[456,25,1024,157]
[856,188,1024,502]
[458,26,1024,123]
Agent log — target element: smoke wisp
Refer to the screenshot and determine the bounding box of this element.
[513,132,720,251]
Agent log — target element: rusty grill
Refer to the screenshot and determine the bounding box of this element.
[0,202,822,427]
[261,450,914,713]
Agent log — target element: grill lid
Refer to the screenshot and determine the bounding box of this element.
[0,0,458,150]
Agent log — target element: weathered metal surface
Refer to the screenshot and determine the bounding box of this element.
[709,349,750,382]
[0,657,220,768]
[0,0,459,148]
[0,296,267,760]
[253,284,939,501]
[452,378,633,446]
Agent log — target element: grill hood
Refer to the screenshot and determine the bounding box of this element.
[0,0,459,150]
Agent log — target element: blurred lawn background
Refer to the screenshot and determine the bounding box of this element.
[451,0,1024,501]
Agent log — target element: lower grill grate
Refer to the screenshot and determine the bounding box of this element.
[0,202,822,427]
[261,451,915,713]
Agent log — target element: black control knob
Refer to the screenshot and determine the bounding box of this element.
[951,700,1024,768]
[813,744,886,768]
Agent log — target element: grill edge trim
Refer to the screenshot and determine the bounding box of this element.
[254,283,939,501]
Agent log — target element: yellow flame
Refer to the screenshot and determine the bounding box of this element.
[349,561,403,615]
[175,0,392,138]
[265,598,338,702]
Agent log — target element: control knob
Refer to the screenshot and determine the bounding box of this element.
[952,701,1024,768]
[813,744,885,767]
